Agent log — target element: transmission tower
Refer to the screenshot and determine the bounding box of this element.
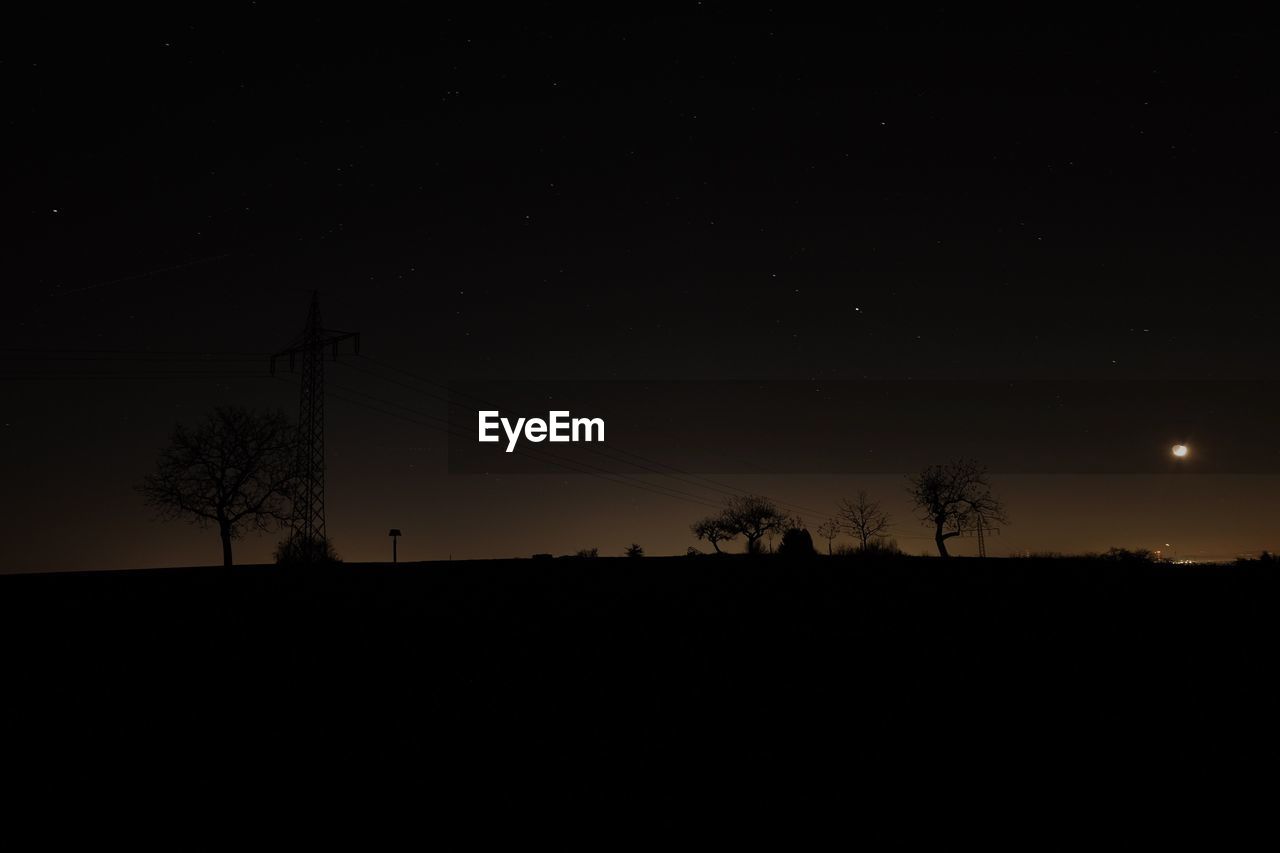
[963,511,1001,558]
[271,292,359,560]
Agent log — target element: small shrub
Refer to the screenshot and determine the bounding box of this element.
[274,534,341,566]
[835,538,904,559]
[777,527,817,558]
[859,537,903,557]
[1101,547,1155,563]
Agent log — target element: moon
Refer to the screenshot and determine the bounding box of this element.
[1172,443,1189,458]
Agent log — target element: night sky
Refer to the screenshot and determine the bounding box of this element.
[4,8,1278,571]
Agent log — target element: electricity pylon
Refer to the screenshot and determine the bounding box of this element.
[271,292,359,561]
[963,511,1000,557]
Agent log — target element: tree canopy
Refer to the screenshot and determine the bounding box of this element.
[138,406,297,566]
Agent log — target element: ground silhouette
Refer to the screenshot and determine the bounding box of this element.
[2,553,1276,828]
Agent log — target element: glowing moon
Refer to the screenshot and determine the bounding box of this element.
[1172,444,1189,458]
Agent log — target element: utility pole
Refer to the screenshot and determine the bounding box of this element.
[271,292,359,562]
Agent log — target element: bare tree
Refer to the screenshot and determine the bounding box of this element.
[138,406,296,566]
[907,460,1007,558]
[816,518,841,555]
[838,490,893,550]
[691,516,736,554]
[721,494,792,555]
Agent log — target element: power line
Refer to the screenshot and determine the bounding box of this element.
[0,336,926,539]
[274,372,727,512]
[0,348,269,358]
[328,382,727,512]
[4,339,926,539]
[339,359,747,502]
[345,371,954,545]
[0,349,272,383]
[0,356,266,365]
[342,354,948,541]
[325,374,747,510]
[341,358,764,503]
[54,252,237,296]
[347,352,846,523]
[0,375,273,382]
[0,368,270,375]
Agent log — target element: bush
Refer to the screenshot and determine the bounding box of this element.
[859,537,903,557]
[834,538,904,559]
[624,543,644,558]
[574,547,599,559]
[777,527,816,557]
[274,534,341,566]
[1101,547,1156,564]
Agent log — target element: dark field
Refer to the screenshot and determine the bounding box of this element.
[3,555,1277,827]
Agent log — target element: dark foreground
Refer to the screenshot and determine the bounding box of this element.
[3,555,1278,831]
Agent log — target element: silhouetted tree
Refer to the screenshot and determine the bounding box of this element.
[138,406,296,567]
[691,516,736,554]
[816,519,841,555]
[907,460,1007,558]
[625,543,644,558]
[838,490,892,549]
[721,494,792,555]
[777,526,816,557]
[574,547,599,559]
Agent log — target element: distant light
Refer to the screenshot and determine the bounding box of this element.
[1172,444,1189,458]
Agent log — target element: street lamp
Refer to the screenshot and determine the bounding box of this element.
[388,528,402,563]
